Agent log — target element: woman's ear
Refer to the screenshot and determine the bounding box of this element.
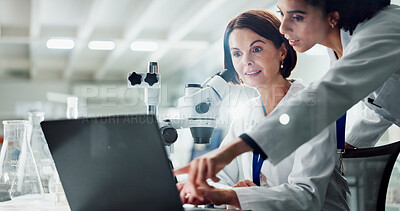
[328,11,340,27]
[279,43,288,61]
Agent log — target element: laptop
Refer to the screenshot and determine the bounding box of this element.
[42,114,222,211]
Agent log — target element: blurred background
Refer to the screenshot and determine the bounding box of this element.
[0,0,338,121]
[0,0,399,208]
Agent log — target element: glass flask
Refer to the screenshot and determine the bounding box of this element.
[0,120,44,202]
[28,112,56,194]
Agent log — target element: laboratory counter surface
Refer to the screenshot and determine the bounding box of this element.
[0,194,245,211]
[0,194,70,211]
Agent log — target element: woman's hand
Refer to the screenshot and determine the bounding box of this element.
[174,138,252,200]
[233,179,257,187]
[174,147,232,200]
[177,182,212,205]
[177,182,241,209]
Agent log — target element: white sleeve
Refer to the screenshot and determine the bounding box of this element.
[234,125,347,211]
[245,10,400,165]
[346,105,392,148]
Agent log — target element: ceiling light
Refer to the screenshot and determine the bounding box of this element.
[88,40,115,50]
[46,38,75,49]
[130,41,158,51]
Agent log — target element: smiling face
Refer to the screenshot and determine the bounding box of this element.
[229,28,286,89]
[277,0,331,52]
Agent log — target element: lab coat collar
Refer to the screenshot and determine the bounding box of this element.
[251,79,306,123]
[340,29,352,51]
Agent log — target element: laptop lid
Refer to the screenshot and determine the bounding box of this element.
[41,115,183,211]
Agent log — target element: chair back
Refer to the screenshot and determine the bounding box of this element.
[342,141,400,211]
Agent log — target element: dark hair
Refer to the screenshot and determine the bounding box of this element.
[306,0,390,35]
[223,10,297,85]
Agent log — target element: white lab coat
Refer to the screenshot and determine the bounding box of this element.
[345,106,393,147]
[215,80,349,211]
[327,46,395,148]
[244,4,400,165]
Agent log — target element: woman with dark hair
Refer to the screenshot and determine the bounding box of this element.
[175,0,400,206]
[277,0,398,149]
[177,10,349,210]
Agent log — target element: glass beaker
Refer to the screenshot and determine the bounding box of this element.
[28,112,56,194]
[0,120,44,202]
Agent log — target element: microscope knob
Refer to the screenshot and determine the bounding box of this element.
[195,102,210,114]
[144,73,158,86]
[128,72,142,86]
[160,126,178,145]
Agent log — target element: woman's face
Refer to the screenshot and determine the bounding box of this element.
[229,28,286,89]
[277,0,331,52]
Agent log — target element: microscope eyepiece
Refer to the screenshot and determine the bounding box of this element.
[218,69,235,82]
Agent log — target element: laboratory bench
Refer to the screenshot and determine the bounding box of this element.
[0,194,233,211]
[0,194,70,211]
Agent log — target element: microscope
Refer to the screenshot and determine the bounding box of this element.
[127,62,234,154]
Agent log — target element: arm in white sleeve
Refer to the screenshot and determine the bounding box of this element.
[346,105,393,148]
[235,125,347,211]
[245,10,400,165]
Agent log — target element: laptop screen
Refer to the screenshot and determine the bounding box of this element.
[41,115,183,211]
